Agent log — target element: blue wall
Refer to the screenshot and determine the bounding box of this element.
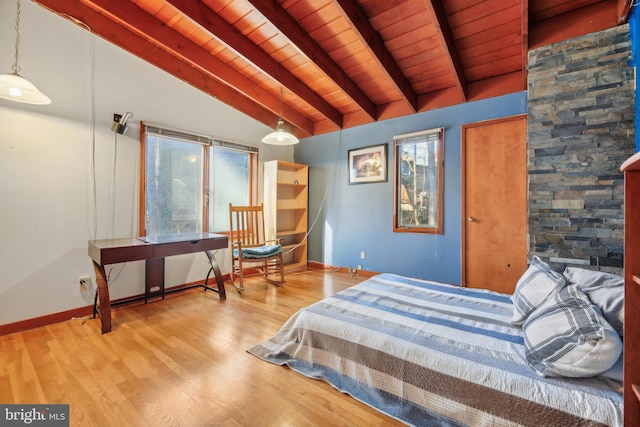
[295,92,527,284]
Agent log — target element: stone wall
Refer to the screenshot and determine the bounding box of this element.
[527,24,635,274]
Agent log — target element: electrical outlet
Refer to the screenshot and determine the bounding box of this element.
[79,276,90,288]
[357,265,362,270]
[360,251,366,259]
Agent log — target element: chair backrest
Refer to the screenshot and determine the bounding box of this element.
[229,204,267,248]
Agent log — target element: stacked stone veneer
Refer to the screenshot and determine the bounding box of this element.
[527,25,635,274]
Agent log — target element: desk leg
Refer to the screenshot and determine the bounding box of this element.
[205,251,226,300]
[145,258,165,302]
[91,261,112,333]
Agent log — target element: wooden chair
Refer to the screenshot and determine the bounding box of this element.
[229,203,285,291]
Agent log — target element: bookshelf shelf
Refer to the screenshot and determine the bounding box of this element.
[264,161,308,272]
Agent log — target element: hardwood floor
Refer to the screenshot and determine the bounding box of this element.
[0,269,405,427]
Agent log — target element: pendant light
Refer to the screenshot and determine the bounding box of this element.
[0,0,51,105]
[261,88,298,145]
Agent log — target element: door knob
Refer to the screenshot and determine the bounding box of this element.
[467,217,476,222]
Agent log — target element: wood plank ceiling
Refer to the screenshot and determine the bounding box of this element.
[34,0,632,139]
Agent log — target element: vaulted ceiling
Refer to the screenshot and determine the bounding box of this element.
[34,0,632,139]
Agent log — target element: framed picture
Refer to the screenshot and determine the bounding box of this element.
[348,143,388,184]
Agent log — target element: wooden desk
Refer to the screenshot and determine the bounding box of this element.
[88,232,228,333]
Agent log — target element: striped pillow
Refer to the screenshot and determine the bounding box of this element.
[523,285,622,377]
[511,256,566,325]
[563,267,624,336]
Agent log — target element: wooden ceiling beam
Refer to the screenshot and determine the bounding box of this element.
[246,0,377,121]
[334,0,418,112]
[618,0,633,23]
[33,0,292,135]
[78,0,312,135]
[423,0,468,102]
[521,0,529,91]
[529,1,619,49]
[165,0,342,128]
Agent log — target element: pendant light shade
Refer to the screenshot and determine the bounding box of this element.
[261,119,300,145]
[0,72,51,105]
[262,89,298,145]
[0,0,51,105]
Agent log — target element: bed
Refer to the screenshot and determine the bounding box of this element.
[249,270,623,426]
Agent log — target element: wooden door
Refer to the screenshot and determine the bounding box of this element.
[462,116,528,293]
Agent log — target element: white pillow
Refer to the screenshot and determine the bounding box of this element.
[523,285,622,378]
[511,256,566,325]
[563,267,624,336]
[599,356,623,382]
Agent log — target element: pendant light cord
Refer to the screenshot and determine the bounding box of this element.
[12,0,22,74]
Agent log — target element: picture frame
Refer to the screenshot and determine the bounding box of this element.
[348,143,388,184]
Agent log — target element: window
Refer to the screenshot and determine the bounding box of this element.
[208,144,253,231]
[141,123,257,236]
[393,128,444,234]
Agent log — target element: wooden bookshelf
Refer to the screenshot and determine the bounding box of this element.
[621,151,640,426]
[264,160,308,272]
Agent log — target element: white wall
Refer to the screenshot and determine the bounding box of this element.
[0,1,292,326]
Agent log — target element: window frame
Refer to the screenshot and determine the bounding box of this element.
[392,127,444,234]
[139,122,258,236]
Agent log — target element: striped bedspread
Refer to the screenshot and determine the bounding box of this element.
[248,273,623,426]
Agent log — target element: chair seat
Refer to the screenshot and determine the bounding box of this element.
[229,203,285,290]
[234,244,282,259]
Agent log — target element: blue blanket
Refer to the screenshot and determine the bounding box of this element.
[249,273,622,426]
